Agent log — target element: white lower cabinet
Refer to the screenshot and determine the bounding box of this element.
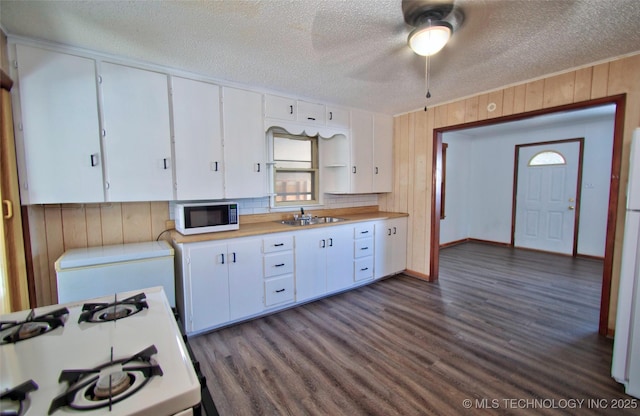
[354,223,374,282]
[262,234,295,308]
[176,217,406,335]
[295,225,354,302]
[374,217,408,279]
[175,236,262,334]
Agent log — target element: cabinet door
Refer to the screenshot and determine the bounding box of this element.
[326,106,350,129]
[228,238,264,320]
[15,44,103,204]
[101,62,173,201]
[350,110,374,193]
[390,217,408,274]
[294,229,327,302]
[374,220,393,279]
[222,87,267,198]
[326,226,354,293]
[298,101,325,124]
[172,76,224,200]
[373,114,394,193]
[186,242,229,333]
[374,218,407,278]
[264,94,296,120]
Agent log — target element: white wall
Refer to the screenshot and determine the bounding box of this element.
[441,113,614,257]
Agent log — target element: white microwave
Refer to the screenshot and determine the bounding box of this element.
[175,202,239,235]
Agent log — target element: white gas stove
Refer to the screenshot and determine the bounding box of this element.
[0,287,201,415]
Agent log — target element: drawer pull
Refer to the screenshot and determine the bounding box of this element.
[274,243,285,247]
[361,247,369,250]
[275,263,285,267]
[360,230,369,234]
[360,267,369,271]
[275,288,286,293]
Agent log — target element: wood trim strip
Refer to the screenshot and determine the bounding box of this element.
[0,69,13,91]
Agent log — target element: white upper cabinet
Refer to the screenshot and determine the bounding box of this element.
[350,109,375,193]
[14,44,104,204]
[326,106,350,129]
[222,87,267,198]
[297,101,325,124]
[171,76,224,200]
[324,110,393,194]
[264,94,296,121]
[373,114,394,193]
[100,62,173,201]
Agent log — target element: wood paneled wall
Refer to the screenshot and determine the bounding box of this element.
[27,202,169,306]
[379,53,640,331]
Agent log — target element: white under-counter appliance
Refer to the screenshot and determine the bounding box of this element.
[174,202,239,235]
[612,127,640,398]
[55,241,176,308]
[0,287,201,415]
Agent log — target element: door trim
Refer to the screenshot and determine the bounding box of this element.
[511,138,585,256]
[430,94,626,336]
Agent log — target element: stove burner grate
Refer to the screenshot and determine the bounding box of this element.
[48,345,163,415]
[78,292,148,324]
[0,307,68,345]
[0,379,38,416]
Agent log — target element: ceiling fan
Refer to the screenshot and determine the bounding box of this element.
[402,0,464,56]
[402,0,465,108]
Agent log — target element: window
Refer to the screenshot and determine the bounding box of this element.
[273,132,319,206]
[528,150,566,166]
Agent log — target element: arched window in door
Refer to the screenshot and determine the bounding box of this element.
[528,150,566,166]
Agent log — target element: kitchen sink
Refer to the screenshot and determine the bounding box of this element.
[279,216,347,226]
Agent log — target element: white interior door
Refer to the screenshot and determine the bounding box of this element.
[514,141,580,254]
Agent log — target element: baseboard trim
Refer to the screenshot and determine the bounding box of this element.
[403,269,431,281]
[440,238,511,249]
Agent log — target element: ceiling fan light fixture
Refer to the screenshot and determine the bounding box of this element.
[408,20,452,56]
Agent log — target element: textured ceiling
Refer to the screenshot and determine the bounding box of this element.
[1,0,639,115]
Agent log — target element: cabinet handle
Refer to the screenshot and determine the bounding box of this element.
[220,253,225,264]
[289,105,293,114]
[163,158,169,170]
[393,227,397,235]
[275,263,285,267]
[329,111,333,120]
[256,163,261,172]
[352,166,357,174]
[275,288,286,293]
[360,230,369,234]
[90,154,99,167]
[214,161,219,172]
[375,167,379,174]
[2,200,13,220]
[321,239,326,248]
[388,228,392,236]
[360,267,369,271]
[361,247,368,250]
[328,238,333,247]
[274,243,284,247]
[307,117,316,121]
[232,252,237,263]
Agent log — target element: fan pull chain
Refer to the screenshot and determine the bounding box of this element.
[424,55,431,111]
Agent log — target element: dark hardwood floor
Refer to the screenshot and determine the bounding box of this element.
[190,242,638,415]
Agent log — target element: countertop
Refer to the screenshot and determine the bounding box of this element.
[171,211,408,244]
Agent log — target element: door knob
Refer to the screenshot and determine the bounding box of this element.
[568,206,575,210]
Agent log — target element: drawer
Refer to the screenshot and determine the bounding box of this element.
[354,238,373,258]
[263,235,293,253]
[265,275,295,306]
[354,258,373,282]
[354,223,374,239]
[264,252,294,277]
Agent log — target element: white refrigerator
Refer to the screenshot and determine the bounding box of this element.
[612,127,640,398]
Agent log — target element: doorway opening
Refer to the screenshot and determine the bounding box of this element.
[431,95,626,336]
